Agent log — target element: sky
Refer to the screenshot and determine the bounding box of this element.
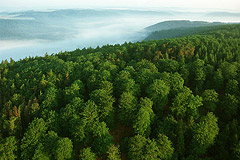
[0,0,240,12]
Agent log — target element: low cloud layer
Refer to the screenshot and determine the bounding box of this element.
[0,9,239,60]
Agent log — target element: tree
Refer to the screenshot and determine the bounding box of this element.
[79,147,97,160]
[107,144,121,160]
[155,134,174,160]
[128,134,174,160]
[32,144,50,160]
[138,97,155,121]
[54,138,73,160]
[192,112,219,155]
[226,79,239,95]
[221,94,239,121]
[114,70,140,96]
[147,79,170,111]
[118,92,138,125]
[135,67,156,93]
[153,115,178,142]
[189,59,206,93]
[41,87,59,111]
[21,118,47,160]
[90,88,115,123]
[212,69,224,92]
[201,89,218,112]
[92,122,113,155]
[171,87,202,120]
[157,59,179,73]
[70,100,99,145]
[30,131,73,160]
[220,62,237,80]
[60,97,84,135]
[0,136,18,160]
[40,109,60,133]
[143,139,159,160]
[64,80,85,103]
[133,107,151,137]
[128,135,147,160]
[169,72,184,96]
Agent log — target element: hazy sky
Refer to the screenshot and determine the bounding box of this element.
[0,0,240,12]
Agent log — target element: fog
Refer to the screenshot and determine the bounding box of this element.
[0,9,239,61]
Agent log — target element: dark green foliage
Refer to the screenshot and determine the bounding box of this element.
[118,92,138,125]
[30,131,73,160]
[64,80,85,103]
[0,23,240,159]
[92,122,113,155]
[201,89,218,112]
[147,79,170,111]
[21,118,47,160]
[155,134,174,160]
[170,87,202,120]
[128,134,174,160]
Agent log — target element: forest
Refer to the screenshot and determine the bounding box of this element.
[0,23,240,159]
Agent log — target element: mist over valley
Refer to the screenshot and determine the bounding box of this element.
[0,9,239,60]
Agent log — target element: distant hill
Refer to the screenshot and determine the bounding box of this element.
[0,19,72,40]
[205,12,240,17]
[0,9,173,40]
[145,24,236,40]
[7,9,173,21]
[145,20,223,32]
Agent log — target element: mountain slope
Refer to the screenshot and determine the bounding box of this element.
[145,23,238,40]
[145,20,223,32]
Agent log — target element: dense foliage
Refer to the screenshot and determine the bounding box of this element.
[0,24,240,159]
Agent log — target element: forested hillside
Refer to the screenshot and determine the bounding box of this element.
[145,24,236,40]
[144,20,223,32]
[0,24,240,159]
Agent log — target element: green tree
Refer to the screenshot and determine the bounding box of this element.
[32,144,50,160]
[0,136,18,160]
[118,92,138,125]
[221,94,239,121]
[201,89,219,112]
[192,112,219,155]
[54,138,73,160]
[90,88,115,123]
[226,79,239,95]
[92,122,113,155]
[21,118,47,160]
[157,59,179,73]
[155,134,174,160]
[41,87,59,111]
[128,135,147,160]
[107,144,121,160]
[169,72,184,96]
[133,107,151,137]
[171,87,202,120]
[190,59,206,93]
[147,79,170,111]
[64,80,85,103]
[79,147,97,160]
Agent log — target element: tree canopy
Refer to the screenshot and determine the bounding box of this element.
[0,23,240,159]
